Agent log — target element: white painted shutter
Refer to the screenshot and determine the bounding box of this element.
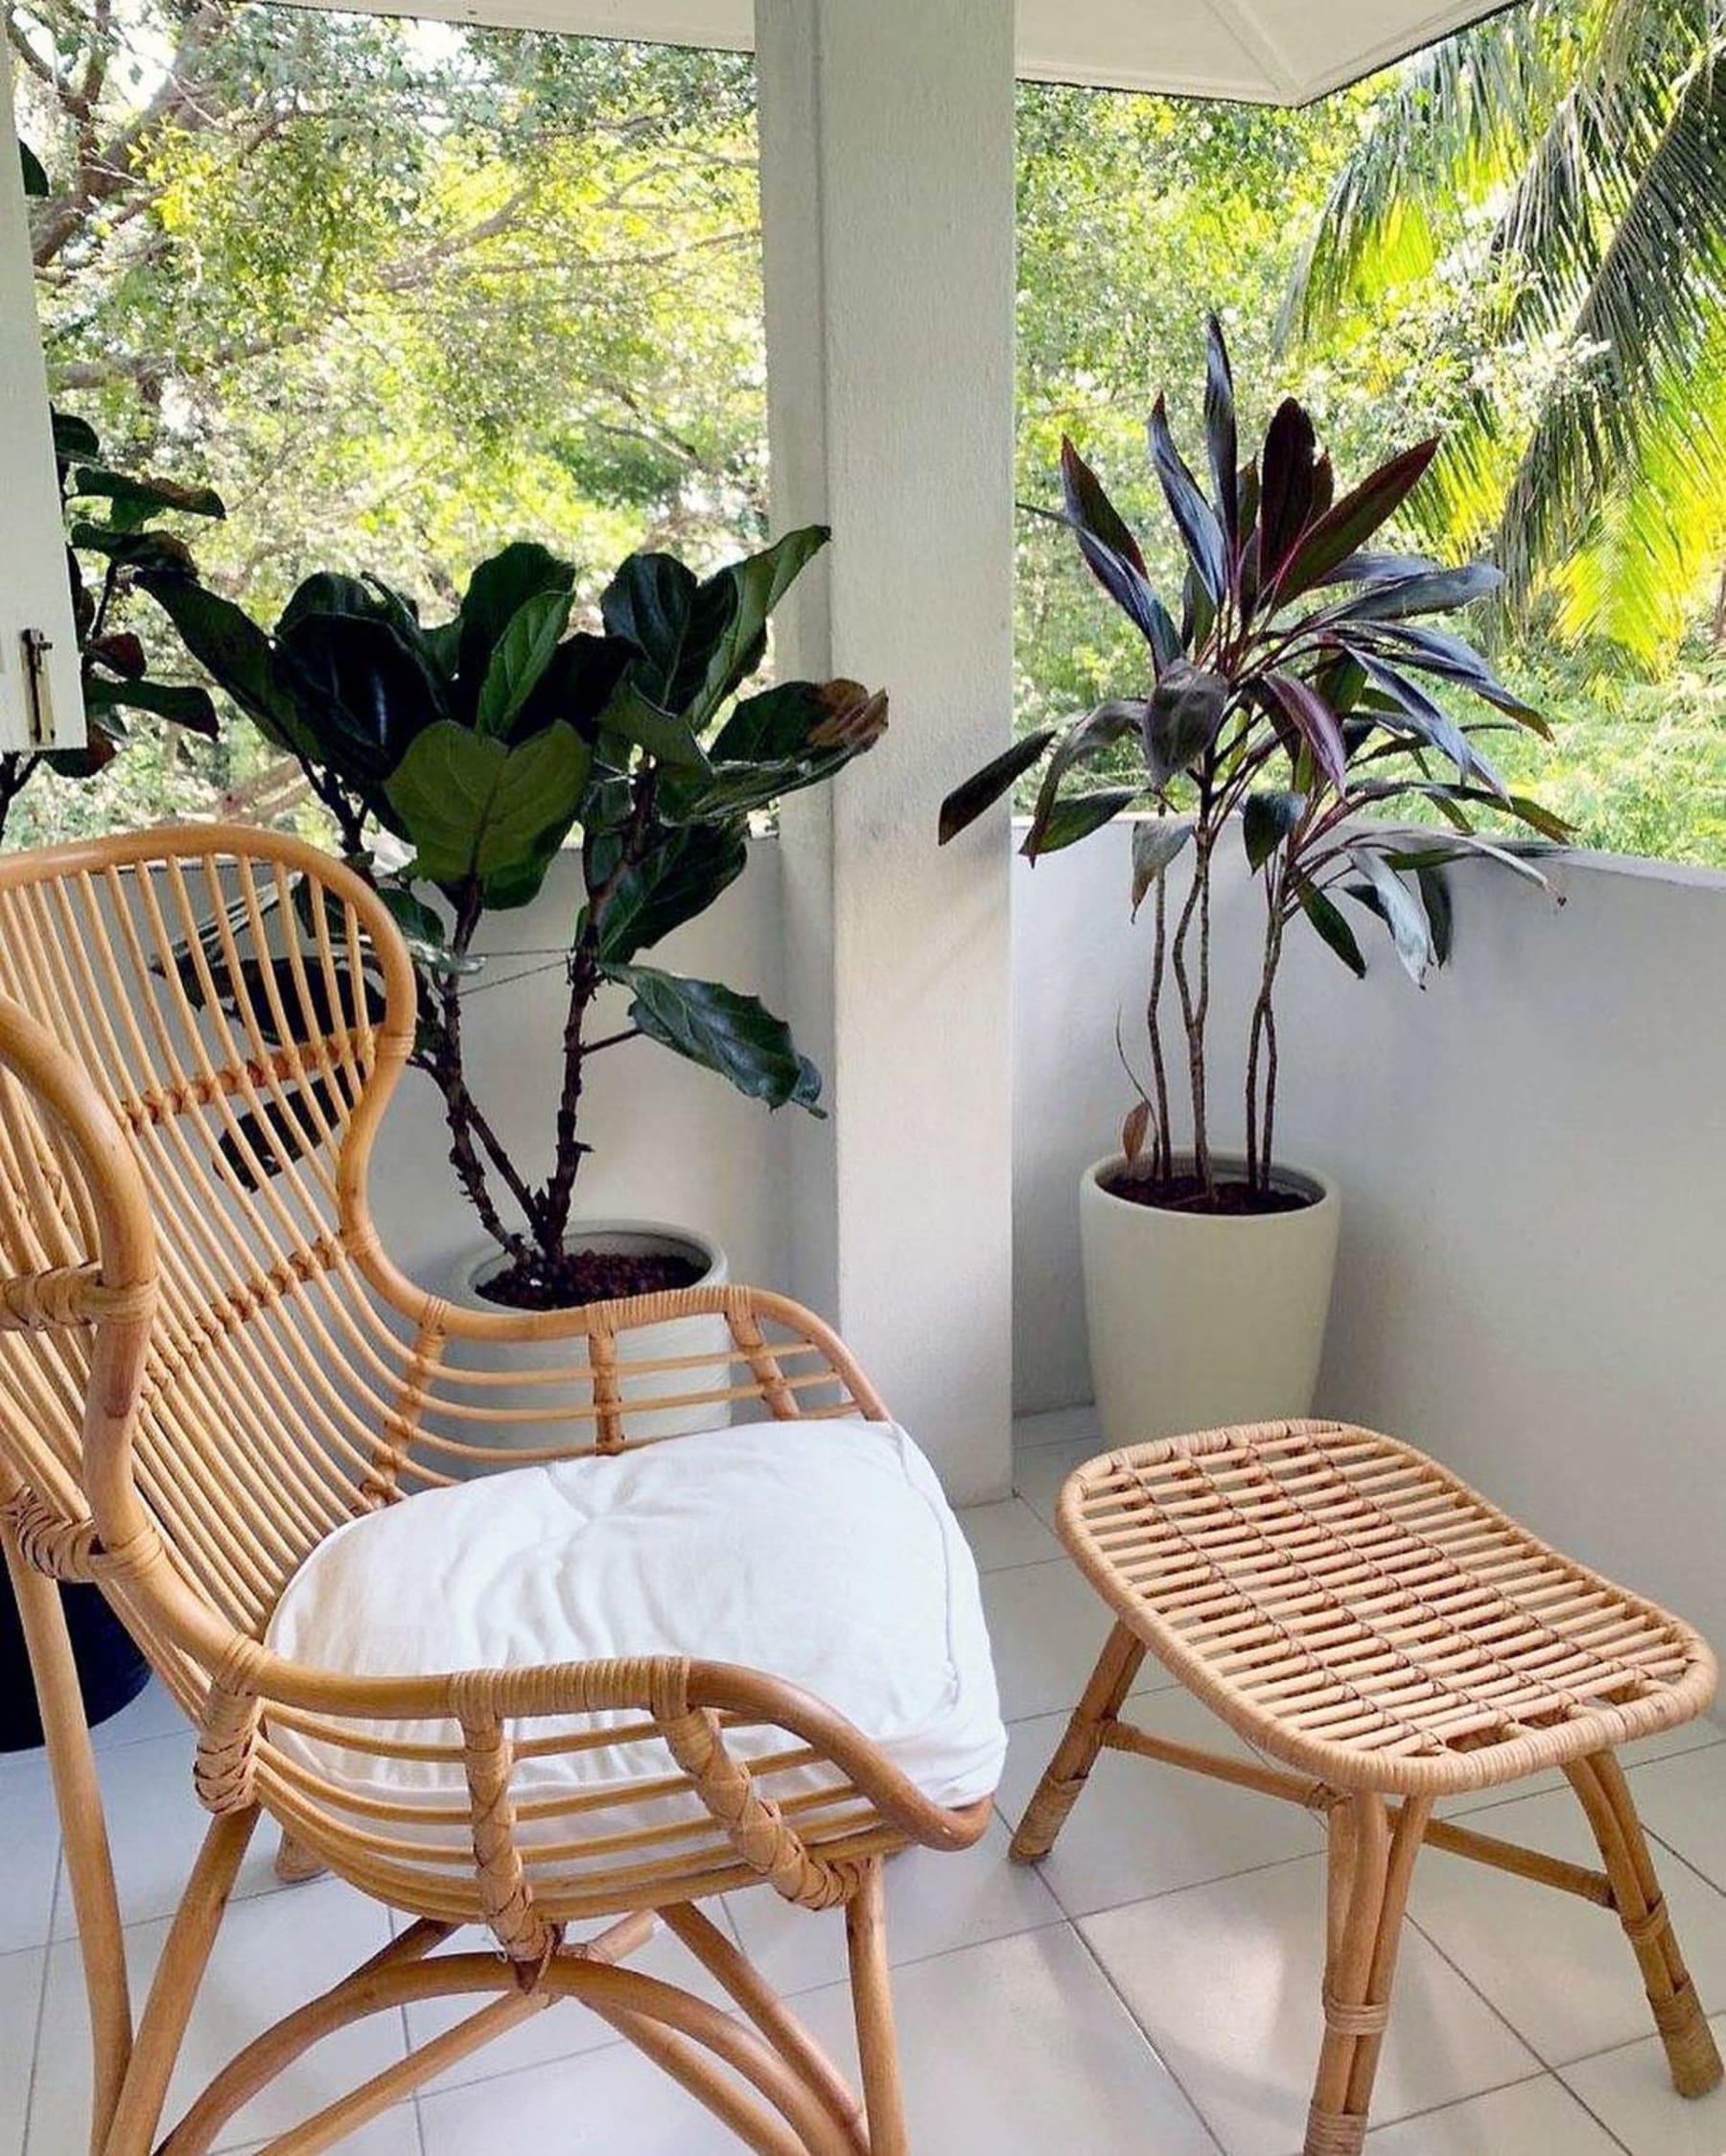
[0,37,83,752]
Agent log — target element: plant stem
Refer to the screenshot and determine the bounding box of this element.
[426,889,536,1264]
[1148,869,1173,1183]
[1169,829,1213,1201]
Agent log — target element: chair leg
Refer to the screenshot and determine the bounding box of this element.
[1009,1620,1146,1863]
[1565,1750,1723,2097]
[2,1517,133,2156]
[1305,1793,1431,2156]
[846,1858,908,2156]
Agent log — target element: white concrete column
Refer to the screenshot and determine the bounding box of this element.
[756,0,1017,1500]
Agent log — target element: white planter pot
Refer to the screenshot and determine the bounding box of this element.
[437,1220,732,1463]
[1079,1154,1340,1450]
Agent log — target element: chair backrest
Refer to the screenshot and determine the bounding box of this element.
[0,824,882,1676]
[0,825,418,1643]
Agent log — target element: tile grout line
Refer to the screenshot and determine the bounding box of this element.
[20,1842,61,2156]
[1061,1910,1229,2154]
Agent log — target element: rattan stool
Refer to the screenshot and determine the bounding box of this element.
[1009,1419,1722,2156]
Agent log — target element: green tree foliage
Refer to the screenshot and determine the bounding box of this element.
[12,0,1723,864]
[1284,0,1726,662]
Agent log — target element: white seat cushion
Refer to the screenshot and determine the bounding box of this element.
[264,1417,1005,1842]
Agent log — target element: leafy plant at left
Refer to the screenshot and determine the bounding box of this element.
[141,527,886,1302]
[1,146,222,843]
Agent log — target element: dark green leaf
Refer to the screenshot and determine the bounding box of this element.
[1242,788,1306,870]
[385,720,591,905]
[456,544,574,692]
[84,676,219,737]
[69,466,225,523]
[19,141,49,198]
[596,822,749,964]
[1024,701,1141,857]
[273,610,449,782]
[70,523,195,572]
[1019,786,1139,859]
[689,527,828,724]
[602,551,735,719]
[476,589,573,738]
[602,684,711,771]
[136,574,311,749]
[939,728,1057,843]
[607,965,823,1113]
[1296,884,1367,977]
[51,410,100,463]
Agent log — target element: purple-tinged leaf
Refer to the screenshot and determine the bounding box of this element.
[1275,439,1439,604]
[1314,549,1445,589]
[1354,652,1501,793]
[939,728,1056,843]
[1049,452,1181,667]
[1258,399,1318,579]
[1148,396,1227,607]
[1338,563,1504,621]
[1261,672,1347,792]
[1360,621,1549,732]
[1061,437,1148,574]
[1204,316,1240,563]
[1417,866,1453,964]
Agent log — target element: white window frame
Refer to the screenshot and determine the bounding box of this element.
[0,36,83,753]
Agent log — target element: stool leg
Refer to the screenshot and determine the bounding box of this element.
[1565,1750,1722,2097]
[1305,1792,1431,2156]
[1009,1621,1146,1863]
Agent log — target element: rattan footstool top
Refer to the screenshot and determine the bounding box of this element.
[1056,1419,1717,1797]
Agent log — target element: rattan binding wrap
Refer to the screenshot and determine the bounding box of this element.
[0,822,988,2155]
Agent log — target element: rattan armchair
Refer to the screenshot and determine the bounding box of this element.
[0,824,995,2156]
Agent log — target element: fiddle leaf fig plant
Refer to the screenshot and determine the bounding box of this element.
[941,316,1562,1211]
[143,528,886,1303]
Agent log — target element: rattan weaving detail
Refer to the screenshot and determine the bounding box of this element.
[1014,1421,1720,2155]
[1057,1421,1714,1794]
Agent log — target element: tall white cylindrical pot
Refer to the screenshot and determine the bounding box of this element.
[1079,1154,1341,1449]
[438,1220,732,1463]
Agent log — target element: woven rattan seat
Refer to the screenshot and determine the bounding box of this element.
[1012,1418,1721,2156]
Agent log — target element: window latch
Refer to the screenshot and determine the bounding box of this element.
[20,628,55,749]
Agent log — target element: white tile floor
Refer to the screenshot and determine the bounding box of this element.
[4,1406,1725,2154]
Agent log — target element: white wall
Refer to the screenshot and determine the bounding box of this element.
[1013,820,1726,1657]
[366,839,791,1301]
[363,822,1726,1655]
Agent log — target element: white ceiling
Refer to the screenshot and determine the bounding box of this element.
[372,0,1512,105]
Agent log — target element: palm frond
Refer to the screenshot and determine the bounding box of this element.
[1279,7,1563,344]
[1494,33,1726,602]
